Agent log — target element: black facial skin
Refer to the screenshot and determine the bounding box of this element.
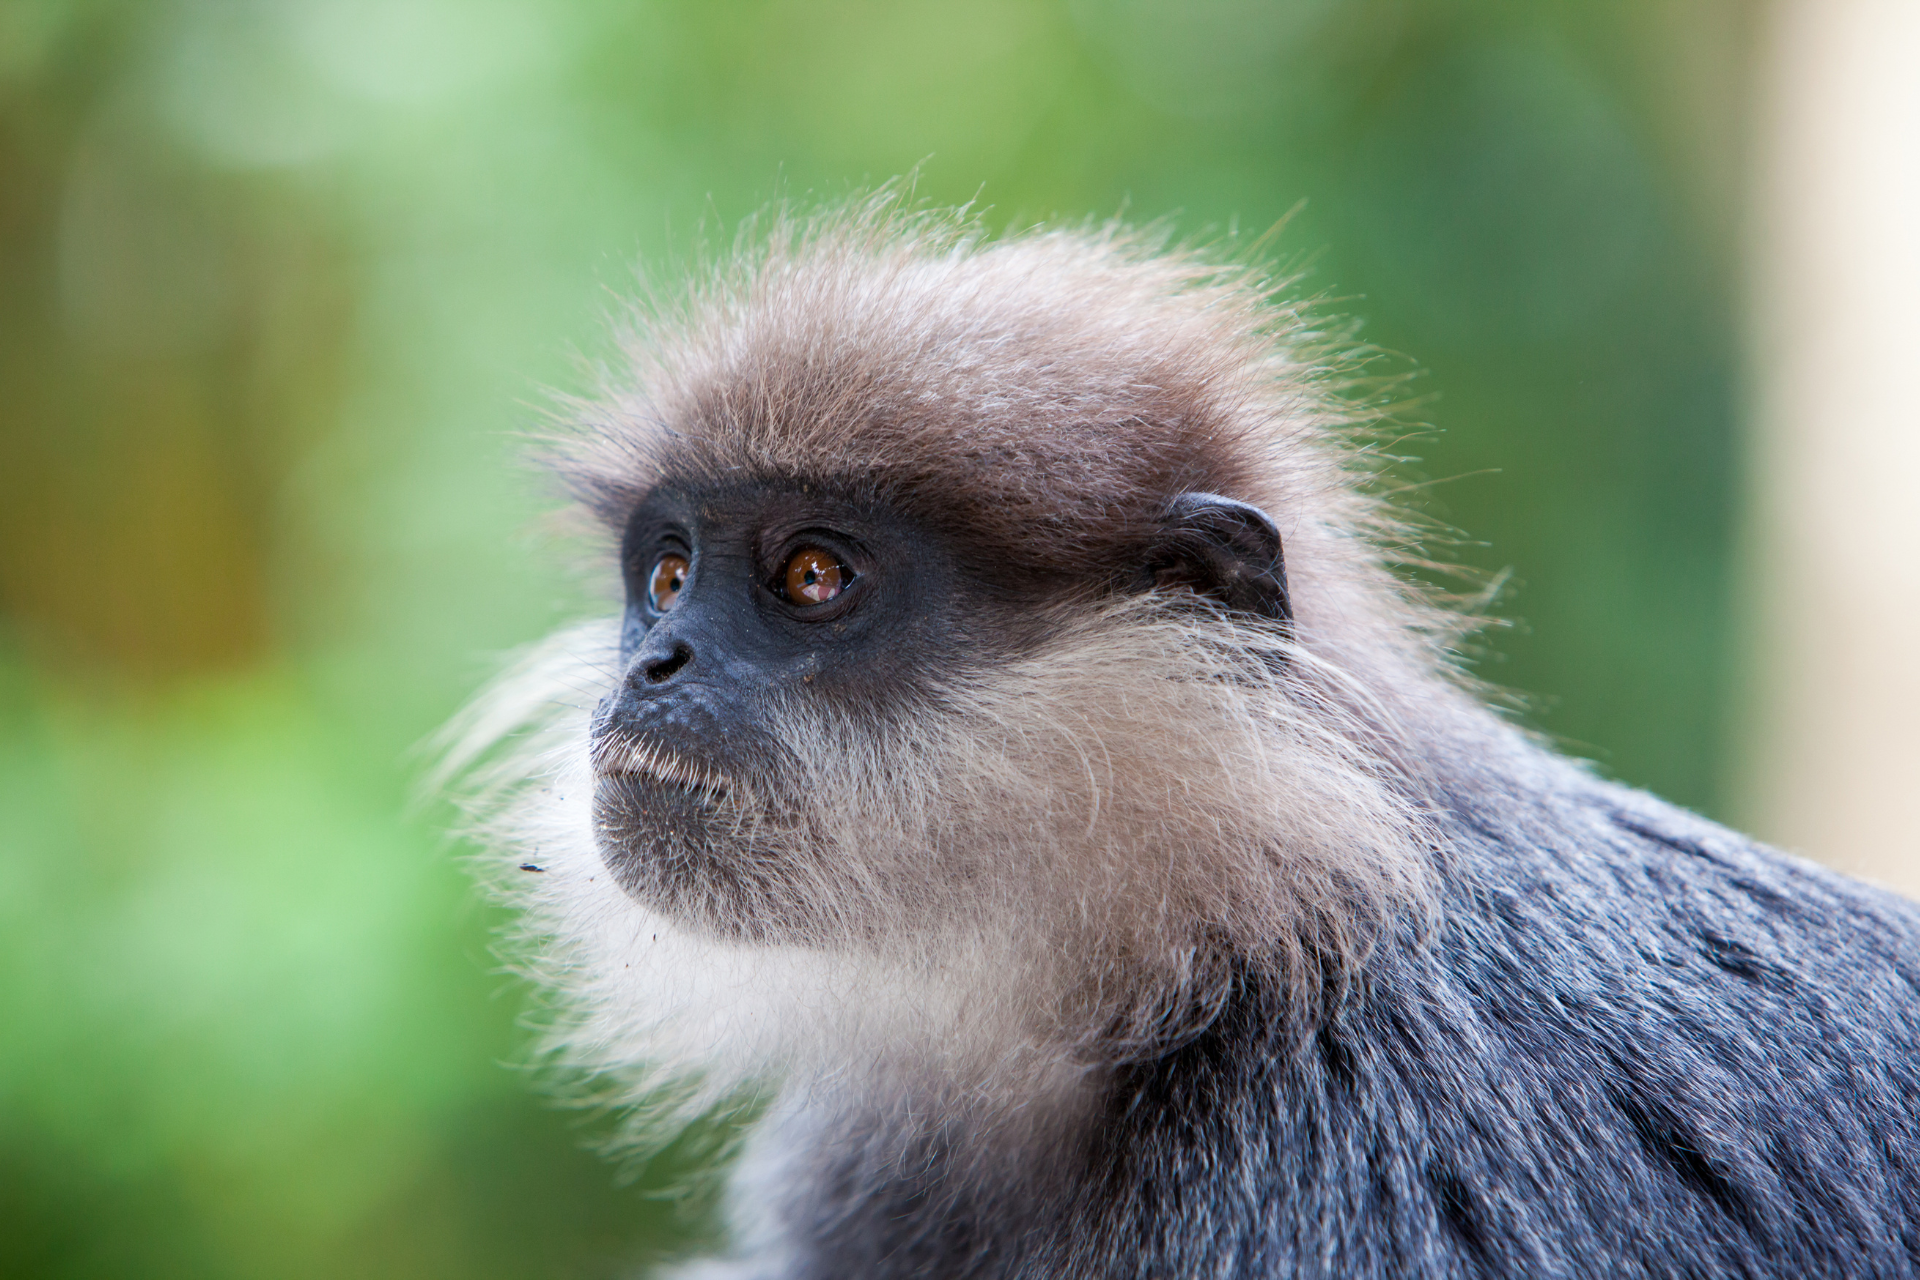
[590,479,1289,937]
[601,481,990,768]
[591,479,993,934]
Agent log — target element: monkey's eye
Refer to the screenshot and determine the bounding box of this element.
[648,554,690,612]
[780,547,852,606]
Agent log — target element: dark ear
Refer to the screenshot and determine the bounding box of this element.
[1142,492,1292,621]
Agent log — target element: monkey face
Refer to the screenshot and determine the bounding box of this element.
[591,477,1005,940]
[590,474,1296,947]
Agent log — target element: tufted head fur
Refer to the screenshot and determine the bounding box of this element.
[442,194,1458,1154]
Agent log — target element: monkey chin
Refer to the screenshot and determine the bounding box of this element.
[591,769,814,945]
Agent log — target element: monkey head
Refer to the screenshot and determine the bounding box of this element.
[446,201,1436,1130]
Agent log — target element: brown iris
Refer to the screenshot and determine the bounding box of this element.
[647,554,689,612]
[782,547,849,605]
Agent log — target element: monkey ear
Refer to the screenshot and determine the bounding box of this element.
[1143,492,1292,622]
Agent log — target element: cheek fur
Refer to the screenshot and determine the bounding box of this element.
[440,595,1435,1148]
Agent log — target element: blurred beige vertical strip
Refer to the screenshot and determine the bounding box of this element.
[1740,0,1920,893]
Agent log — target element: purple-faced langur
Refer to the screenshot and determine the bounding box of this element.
[445,199,1920,1279]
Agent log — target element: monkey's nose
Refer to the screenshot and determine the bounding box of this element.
[642,642,694,685]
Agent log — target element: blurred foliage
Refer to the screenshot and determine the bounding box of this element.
[0,0,1755,1274]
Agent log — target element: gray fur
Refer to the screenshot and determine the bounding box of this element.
[730,715,1920,1278]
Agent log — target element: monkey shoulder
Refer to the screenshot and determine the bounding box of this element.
[1077,758,1920,1280]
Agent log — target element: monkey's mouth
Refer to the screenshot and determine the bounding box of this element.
[591,736,765,918]
[590,735,732,802]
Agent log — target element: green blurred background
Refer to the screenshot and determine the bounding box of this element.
[0,1,1756,1274]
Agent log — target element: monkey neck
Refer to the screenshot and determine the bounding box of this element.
[720,715,1588,1276]
[732,1052,1109,1268]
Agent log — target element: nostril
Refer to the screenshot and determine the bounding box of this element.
[644,643,693,685]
